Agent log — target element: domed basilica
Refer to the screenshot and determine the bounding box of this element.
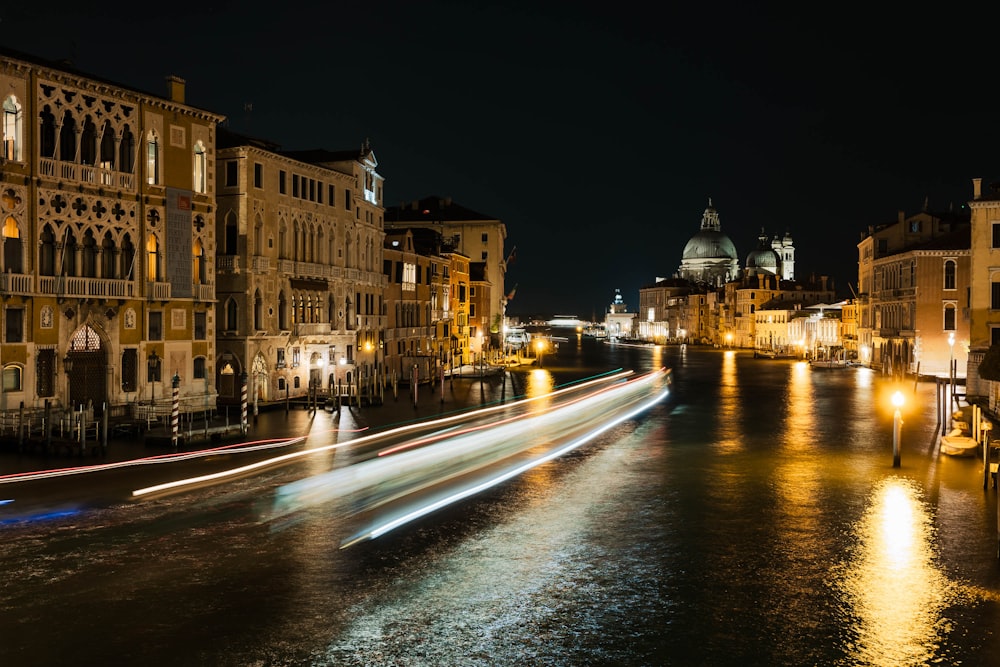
[677,200,795,285]
[677,199,739,286]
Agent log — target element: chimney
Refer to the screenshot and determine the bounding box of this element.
[973,178,982,199]
[166,75,186,104]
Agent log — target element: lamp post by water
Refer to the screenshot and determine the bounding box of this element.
[892,390,904,468]
[948,332,955,411]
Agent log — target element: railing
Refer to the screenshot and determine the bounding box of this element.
[294,322,331,336]
[196,283,215,301]
[217,255,240,272]
[0,273,33,294]
[147,281,171,300]
[251,255,270,272]
[38,276,133,297]
[38,158,135,191]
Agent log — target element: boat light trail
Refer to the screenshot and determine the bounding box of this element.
[263,368,670,545]
[340,386,671,547]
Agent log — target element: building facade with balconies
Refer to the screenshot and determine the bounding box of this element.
[0,48,224,419]
[214,129,385,406]
[385,197,506,348]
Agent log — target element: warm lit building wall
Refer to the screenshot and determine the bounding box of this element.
[385,197,506,344]
[968,178,1000,397]
[214,131,384,403]
[0,50,223,415]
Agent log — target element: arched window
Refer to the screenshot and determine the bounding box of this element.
[101,232,116,278]
[193,140,207,194]
[944,303,956,331]
[253,215,263,256]
[226,298,238,331]
[944,260,956,290]
[193,238,205,285]
[2,96,22,162]
[80,116,97,166]
[253,289,263,330]
[64,231,78,276]
[119,124,135,174]
[39,105,56,159]
[40,225,56,276]
[2,364,22,392]
[58,111,77,163]
[121,233,135,280]
[146,130,160,185]
[82,229,98,277]
[3,216,21,273]
[278,291,288,330]
[225,212,238,254]
[99,120,115,183]
[146,234,160,281]
[193,357,206,380]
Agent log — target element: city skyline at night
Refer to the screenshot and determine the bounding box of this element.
[4,3,999,316]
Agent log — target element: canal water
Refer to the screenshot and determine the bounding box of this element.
[1,338,998,666]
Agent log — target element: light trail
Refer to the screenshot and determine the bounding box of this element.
[130,370,639,499]
[263,368,671,545]
[0,435,319,485]
[340,386,671,547]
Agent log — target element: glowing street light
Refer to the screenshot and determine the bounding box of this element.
[948,332,955,410]
[892,391,904,468]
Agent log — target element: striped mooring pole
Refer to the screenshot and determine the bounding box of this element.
[171,373,180,449]
[240,372,248,434]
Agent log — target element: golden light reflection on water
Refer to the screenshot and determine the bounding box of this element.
[783,361,815,453]
[525,369,555,412]
[716,351,741,450]
[836,478,958,666]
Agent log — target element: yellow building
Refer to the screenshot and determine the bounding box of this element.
[0,49,223,420]
[214,129,385,406]
[858,206,970,376]
[967,178,1000,400]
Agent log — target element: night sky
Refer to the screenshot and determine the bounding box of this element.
[5,4,1000,318]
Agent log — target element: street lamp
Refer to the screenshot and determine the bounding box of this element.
[63,354,73,410]
[147,350,160,406]
[948,332,955,410]
[535,338,545,367]
[892,390,904,468]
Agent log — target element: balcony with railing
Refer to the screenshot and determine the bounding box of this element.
[251,255,270,273]
[294,322,331,336]
[147,281,171,300]
[0,273,33,295]
[39,158,135,190]
[217,255,240,273]
[38,276,133,298]
[196,284,215,301]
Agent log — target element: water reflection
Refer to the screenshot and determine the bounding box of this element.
[783,361,816,453]
[715,350,742,450]
[836,478,958,665]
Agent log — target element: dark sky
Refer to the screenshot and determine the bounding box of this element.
[5,3,1000,318]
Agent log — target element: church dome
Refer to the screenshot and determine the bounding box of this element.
[746,230,780,273]
[681,200,738,260]
[682,229,738,260]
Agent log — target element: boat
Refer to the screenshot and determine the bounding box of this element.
[940,429,980,457]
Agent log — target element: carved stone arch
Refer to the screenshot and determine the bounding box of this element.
[66,322,109,415]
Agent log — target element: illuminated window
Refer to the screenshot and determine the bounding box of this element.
[3,215,21,273]
[2,365,22,392]
[146,234,160,281]
[146,130,160,185]
[193,141,207,194]
[943,260,956,290]
[2,95,22,161]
